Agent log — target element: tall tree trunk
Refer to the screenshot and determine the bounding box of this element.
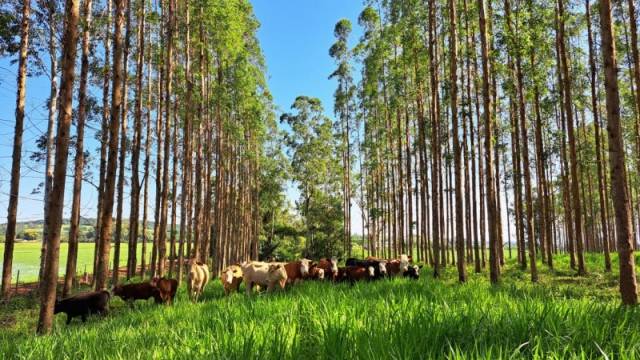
[450,0,466,282]
[37,0,80,334]
[94,0,113,279]
[478,0,500,283]
[1,0,31,299]
[95,0,126,291]
[112,0,132,286]
[64,0,93,297]
[558,0,586,275]
[599,0,638,305]
[586,0,611,272]
[127,0,146,280]
[40,0,58,285]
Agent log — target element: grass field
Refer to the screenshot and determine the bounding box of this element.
[2,253,640,359]
[0,242,154,283]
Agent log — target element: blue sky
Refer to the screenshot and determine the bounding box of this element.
[0,0,365,233]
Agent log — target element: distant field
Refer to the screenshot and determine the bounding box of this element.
[0,242,154,283]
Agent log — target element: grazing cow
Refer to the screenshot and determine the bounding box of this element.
[403,265,423,280]
[343,266,375,284]
[345,258,388,279]
[150,277,178,304]
[318,257,339,281]
[54,290,110,325]
[220,265,243,296]
[240,261,288,295]
[188,259,210,302]
[284,259,313,284]
[112,282,161,305]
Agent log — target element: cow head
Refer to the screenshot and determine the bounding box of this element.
[378,260,388,276]
[223,268,234,285]
[300,259,312,277]
[330,257,339,276]
[111,285,123,296]
[367,266,376,278]
[268,264,287,281]
[316,268,325,280]
[404,265,423,279]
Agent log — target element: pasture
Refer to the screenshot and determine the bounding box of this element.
[0,242,154,283]
[2,254,640,359]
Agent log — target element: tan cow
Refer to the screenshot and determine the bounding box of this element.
[220,265,243,296]
[187,259,210,302]
[240,261,288,295]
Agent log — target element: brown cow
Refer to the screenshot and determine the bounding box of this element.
[307,264,325,280]
[150,277,178,304]
[343,265,375,284]
[220,265,243,296]
[318,257,339,281]
[284,259,313,284]
[112,282,160,305]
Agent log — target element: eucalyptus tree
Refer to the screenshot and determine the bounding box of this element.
[37,0,80,334]
[330,18,356,257]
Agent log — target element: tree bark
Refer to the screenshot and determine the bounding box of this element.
[64,0,93,297]
[599,0,638,305]
[37,0,80,334]
[1,0,31,299]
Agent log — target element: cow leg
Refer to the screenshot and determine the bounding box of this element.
[81,313,87,323]
[246,281,253,296]
[66,315,72,325]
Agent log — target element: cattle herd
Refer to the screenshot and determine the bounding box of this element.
[53,255,422,325]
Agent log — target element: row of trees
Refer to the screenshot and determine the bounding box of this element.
[1,0,279,334]
[334,0,637,303]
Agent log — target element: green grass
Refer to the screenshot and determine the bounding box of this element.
[0,242,154,283]
[2,253,640,359]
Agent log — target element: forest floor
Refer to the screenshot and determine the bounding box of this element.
[1,253,639,359]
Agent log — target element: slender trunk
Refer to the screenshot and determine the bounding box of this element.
[599,0,638,305]
[95,0,126,291]
[64,0,93,297]
[40,1,58,285]
[1,0,31,299]
[37,0,80,334]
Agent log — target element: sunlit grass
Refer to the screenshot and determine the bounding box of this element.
[1,253,639,359]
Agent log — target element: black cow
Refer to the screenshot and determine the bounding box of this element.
[403,265,423,280]
[54,290,110,325]
[345,258,388,279]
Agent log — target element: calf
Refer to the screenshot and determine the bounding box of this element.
[318,257,339,281]
[220,265,243,296]
[284,259,313,285]
[343,266,375,285]
[54,290,110,325]
[346,258,388,279]
[113,282,161,305]
[188,259,210,302]
[403,265,423,280]
[150,277,178,304]
[240,261,288,295]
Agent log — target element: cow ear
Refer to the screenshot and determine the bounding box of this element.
[419,265,424,269]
